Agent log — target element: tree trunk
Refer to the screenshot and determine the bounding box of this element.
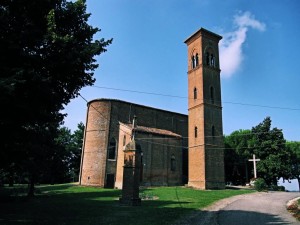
[297,178,300,192]
[245,160,249,183]
[8,175,14,187]
[27,175,35,197]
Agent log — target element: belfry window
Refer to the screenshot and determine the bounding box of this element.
[194,87,197,99]
[205,49,216,68]
[108,138,117,160]
[210,54,215,67]
[206,52,210,66]
[191,55,195,69]
[191,53,199,69]
[194,126,198,138]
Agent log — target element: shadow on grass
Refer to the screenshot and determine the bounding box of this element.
[37,183,78,192]
[0,185,194,225]
[0,185,257,225]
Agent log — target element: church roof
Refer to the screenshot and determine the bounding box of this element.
[120,122,182,138]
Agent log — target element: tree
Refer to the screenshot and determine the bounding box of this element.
[44,122,84,184]
[224,118,293,187]
[224,129,253,185]
[68,122,85,181]
[251,117,292,186]
[46,126,73,184]
[55,122,84,182]
[287,141,300,191]
[0,0,112,196]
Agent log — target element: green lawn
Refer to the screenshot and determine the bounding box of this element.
[0,184,253,225]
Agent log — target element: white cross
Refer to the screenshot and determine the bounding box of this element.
[249,154,260,178]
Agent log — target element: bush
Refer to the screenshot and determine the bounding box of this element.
[271,185,285,192]
[254,178,268,192]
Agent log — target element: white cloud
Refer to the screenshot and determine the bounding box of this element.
[220,11,266,78]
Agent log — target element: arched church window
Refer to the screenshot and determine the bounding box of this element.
[194,87,197,99]
[210,86,215,104]
[194,126,198,138]
[108,138,117,160]
[195,53,199,67]
[138,149,144,182]
[123,135,126,146]
[171,155,176,171]
[212,125,216,140]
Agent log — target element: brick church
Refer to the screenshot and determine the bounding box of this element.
[79,28,225,190]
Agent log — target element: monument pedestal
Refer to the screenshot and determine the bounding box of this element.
[119,137,141,206]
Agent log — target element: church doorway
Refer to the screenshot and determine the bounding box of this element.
[105,173,115,188]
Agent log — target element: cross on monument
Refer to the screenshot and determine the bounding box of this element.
[249,154,260,178]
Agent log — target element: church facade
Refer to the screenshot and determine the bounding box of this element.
[79,28,225,189]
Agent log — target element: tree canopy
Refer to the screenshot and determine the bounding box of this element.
[224,129,252,185]
[287,141,300,191]
[224,117,294,187]
[0,0,111,195]
[251,117,291,185]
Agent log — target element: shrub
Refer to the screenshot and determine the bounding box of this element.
[271,185,285,192]
[254,178,268,192]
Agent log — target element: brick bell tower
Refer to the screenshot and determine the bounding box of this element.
[185,28,225,189]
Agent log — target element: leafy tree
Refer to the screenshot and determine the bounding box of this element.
[0,0,111,196]
[55,122,84,182]
[42,122,84,184]
[287,141,300,191]
[46,126,73,184]
[251,117,292,186]
[224,118,293,187]
[68,122,85,181]
[224,129,253,185]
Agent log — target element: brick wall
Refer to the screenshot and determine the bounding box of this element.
[79,101,111,186]
[80,99,188,187]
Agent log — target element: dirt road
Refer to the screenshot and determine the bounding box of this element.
[216,192,300,225]
[175,192,300,225]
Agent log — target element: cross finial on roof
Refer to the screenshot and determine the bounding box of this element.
[132,115,137,140]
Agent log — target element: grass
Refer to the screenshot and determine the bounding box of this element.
[0,184,254,225]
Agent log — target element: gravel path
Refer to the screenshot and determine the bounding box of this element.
[174,192,300,225]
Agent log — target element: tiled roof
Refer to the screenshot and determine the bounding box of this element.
[120,122,182,138]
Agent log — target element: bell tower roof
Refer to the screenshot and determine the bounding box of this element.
[184,27,222,44]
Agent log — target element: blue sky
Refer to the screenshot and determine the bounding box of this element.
[64,0,300,142]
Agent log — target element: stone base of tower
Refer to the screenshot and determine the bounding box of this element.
[188,181,206,190]
[188,180,225,190]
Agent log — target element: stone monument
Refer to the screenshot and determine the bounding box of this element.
[119,117,141,206]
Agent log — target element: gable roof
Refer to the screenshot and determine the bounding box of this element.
[119,122,182,138]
